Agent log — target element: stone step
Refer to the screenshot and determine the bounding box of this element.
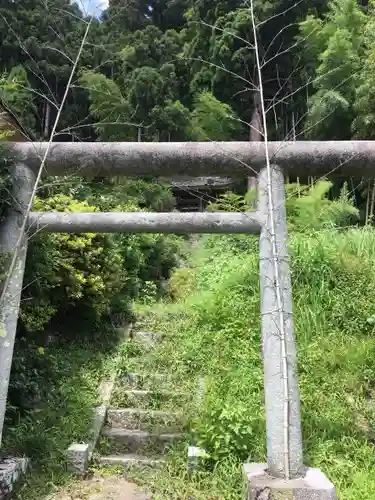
[106,408,184,433]
[121,372,170,390]
[99,453,165,472]
[130,330,164,347]
[101,427,183,455]
[111,389,186,410]
[0,458,29,499]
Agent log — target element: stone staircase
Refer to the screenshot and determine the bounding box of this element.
[95,326,190,475]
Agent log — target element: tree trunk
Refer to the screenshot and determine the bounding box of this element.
[43,102,51,139]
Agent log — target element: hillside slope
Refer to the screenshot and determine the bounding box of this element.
[130,228,375,499]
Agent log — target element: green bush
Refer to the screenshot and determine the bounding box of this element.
[39,176,176,213]
[193,400,257,462]
[167,267,196,300]
[21,194,128,333]
[207,192,248,212]
[285,180,359,230]
[0,143,17,224]
[8,183,180,416]
[20,193,180,334]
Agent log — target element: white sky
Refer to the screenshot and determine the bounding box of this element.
[75,0,109,16]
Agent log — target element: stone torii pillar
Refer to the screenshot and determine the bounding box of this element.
[0,164,36,447]
[243,166,336,499]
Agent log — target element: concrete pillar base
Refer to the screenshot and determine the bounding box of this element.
[66,443,89,475]
[243,463,337,500]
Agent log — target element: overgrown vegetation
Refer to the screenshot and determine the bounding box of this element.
[114,187,375,499]
[2,0,375,498]
[0,143,16,224]
[3,334,122,499]
[4,181,181,421]
[2,174,373,499]
[21,191,179,335]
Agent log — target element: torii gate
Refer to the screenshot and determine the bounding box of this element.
[1,140,373,499]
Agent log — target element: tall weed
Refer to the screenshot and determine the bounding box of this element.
[140,227,375,499]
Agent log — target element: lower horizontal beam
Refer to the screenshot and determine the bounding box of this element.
[27,212,262,234]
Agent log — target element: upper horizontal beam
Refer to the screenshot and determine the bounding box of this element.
[6,141,375,178]
[27,211,262,234]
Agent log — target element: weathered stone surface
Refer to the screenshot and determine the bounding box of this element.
[66,406,107,474]
[89,406,107,452]
[106,408,182,432]
[28,212,263,235]
[118,389,185,409]
[101,427,183,455]
[0,457,28,499]
[187,446,209,472]
[258,167,303,478]
[99,453,165,472]
[243,464,337,500]
[0,164,36,448]
[131,330,163,347]
[122,372,169,390]
[11,140,375,179]
[98,380,115,406]
[66,444,90,474]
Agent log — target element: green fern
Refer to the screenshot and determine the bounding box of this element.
[207,192,248,212]
[207,180,359,231]
[286,180,359,230]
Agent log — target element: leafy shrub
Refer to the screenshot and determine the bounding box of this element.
[167,267,196,300]
[194,401,257,462]
[21,194,129,333]
[138,280,159,305]
[39,176,176,213]
[20,193,180,335]
[285,180,359,230]
[0,143,16,224]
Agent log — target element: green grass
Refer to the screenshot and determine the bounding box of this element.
[128,228,375,499]
[5,226,375,499]
[2,334,121,499]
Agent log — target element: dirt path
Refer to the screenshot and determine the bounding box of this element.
[48,476,150,500]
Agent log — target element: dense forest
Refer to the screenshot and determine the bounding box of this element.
[0,0,373,144]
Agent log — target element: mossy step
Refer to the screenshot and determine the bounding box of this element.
[118,371,197,394]
[111,389,187,410]
[121,372,171,390]
[114,327,164,347]
[130,330,164,347]
[106,408,184,433]
[101,427,183,455]
[99,453,165,472]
